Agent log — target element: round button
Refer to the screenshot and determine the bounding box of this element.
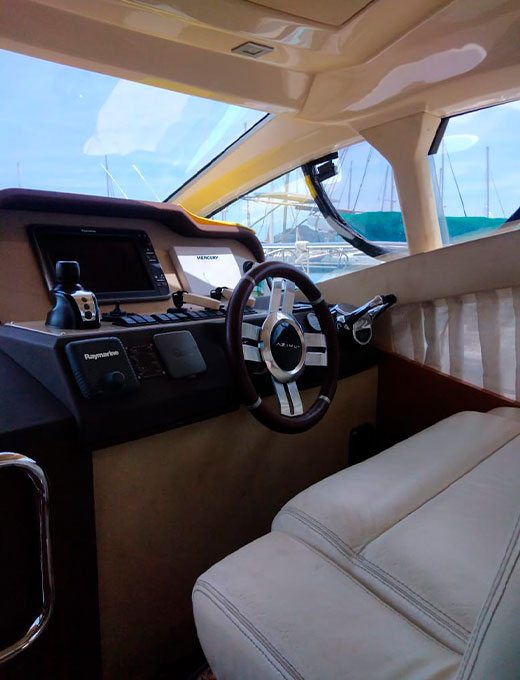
[81,297,88,302]
[103,371,126,392]
[85,311,93,319]
[270,321,303,371]
[84,303,90,310]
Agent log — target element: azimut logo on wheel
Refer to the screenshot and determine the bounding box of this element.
[270,321,303,371]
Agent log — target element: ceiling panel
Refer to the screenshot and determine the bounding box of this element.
[246,0,373,26]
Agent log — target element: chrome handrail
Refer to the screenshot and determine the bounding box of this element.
[0,453,54,663]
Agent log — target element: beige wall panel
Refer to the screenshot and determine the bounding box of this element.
[93,367,378,679]
[319,228,520,308]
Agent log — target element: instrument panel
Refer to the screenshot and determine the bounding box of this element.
[0,189,261,323]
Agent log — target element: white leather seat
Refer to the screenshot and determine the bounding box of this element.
[193,409,520,679]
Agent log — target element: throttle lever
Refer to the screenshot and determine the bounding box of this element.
[366,295,397,322]
[340,294,396,330]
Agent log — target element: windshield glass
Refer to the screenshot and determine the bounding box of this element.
[0,49,266,201]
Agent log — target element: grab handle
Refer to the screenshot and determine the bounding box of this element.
[0,453,54,663]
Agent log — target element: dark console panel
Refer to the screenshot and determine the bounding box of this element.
[0,317,239,448]
[0,307,378,449]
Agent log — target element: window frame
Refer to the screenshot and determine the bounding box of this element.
[428,102,520,231]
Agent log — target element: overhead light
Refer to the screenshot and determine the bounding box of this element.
[232,42,274,59]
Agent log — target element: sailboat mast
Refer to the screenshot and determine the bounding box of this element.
[282,173,289,243]
[105,154,111,197]
[440,144,445,208]
[485,146,490,218]
[381,165,389,211]
[347,160,353,210]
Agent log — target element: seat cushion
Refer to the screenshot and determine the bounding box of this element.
[272,410,520,651]
[193,532,461,680]
[273,411,520,553]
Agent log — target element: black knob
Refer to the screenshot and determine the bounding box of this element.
[103,371,126,392]
[56,260,80,285]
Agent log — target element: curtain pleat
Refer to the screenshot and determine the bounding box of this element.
[384,286,519,401]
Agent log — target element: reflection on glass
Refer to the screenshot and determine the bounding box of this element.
[0,49,266,201]
[213,164,387,284]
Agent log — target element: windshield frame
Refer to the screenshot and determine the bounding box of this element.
[163,113,272,203]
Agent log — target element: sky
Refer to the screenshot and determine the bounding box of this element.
[1,47,518,220]
[0,49,266,201]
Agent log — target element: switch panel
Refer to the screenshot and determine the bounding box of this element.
[65,337,139,399]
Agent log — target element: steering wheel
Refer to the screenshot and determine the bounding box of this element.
[225,261,339,434]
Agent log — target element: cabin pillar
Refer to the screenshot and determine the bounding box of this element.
[360,112,442,254]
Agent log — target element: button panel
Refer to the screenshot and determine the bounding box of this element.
[71,290,99,325]
[107,307,256,327]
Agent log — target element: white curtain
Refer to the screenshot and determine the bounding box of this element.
[386,287,520,401]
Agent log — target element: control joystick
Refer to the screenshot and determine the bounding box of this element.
[46,260,101,329]
[55,260,81,289]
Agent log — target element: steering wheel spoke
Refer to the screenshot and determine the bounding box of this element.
[242,322,262,362]
[268,278,295,315]
[281,279,295,314]
[304,332,327,348]
[268,278,284,313]
[304,331,328,366]
[242,344,262,362]
[242,322,261,342]
[305,352,328,366]
[272,377,303,417]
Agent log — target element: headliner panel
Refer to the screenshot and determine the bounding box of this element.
[246,0,374,27]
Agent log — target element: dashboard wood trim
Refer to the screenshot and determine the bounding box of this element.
[0,189,265,264]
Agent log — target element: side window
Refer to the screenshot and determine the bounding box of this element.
[212,141,404,283]
[429,100,519,245]
[319,141,405,244]
[214,168,316,246]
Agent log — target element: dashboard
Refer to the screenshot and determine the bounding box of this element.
[0,189,268,444]
[0,188,377,448]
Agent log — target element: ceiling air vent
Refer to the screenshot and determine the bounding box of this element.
[232,42,274,59]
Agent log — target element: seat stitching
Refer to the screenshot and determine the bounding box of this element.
[280,506,469,637]
[460,552,520,679]
[194,588,296,680]
[361,554,470,634]
[279,506,469,640]
[283,535,462,656]
[455,512,520,678]
[195,581,305,680]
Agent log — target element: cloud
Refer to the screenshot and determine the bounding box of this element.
[84,79,188,156]
[443,134,479,153]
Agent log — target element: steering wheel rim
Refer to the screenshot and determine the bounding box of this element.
[225,261,339,434]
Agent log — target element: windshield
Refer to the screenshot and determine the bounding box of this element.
[0,49,266,201]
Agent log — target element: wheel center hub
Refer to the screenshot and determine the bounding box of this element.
[270,321,303,371]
